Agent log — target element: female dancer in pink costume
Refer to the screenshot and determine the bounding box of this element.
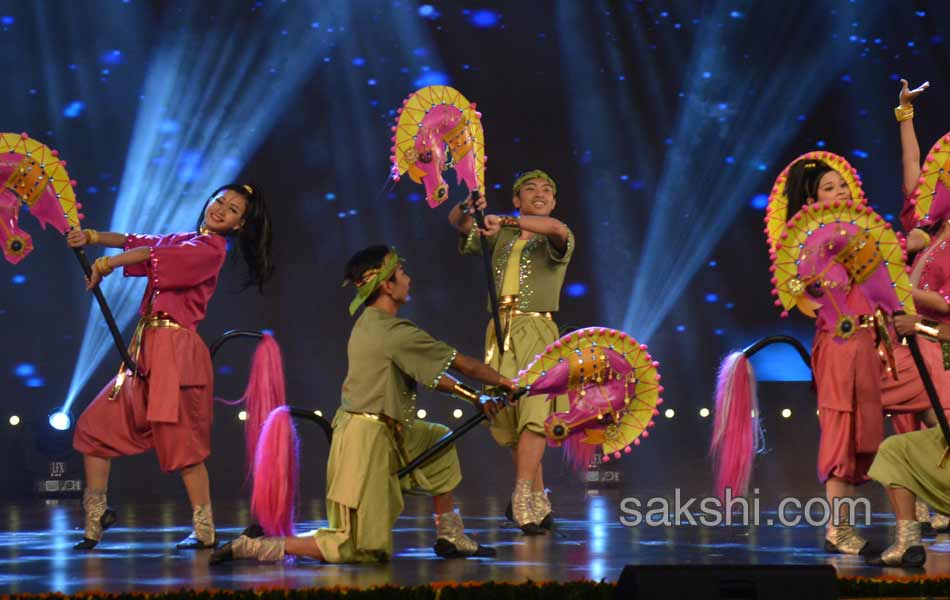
[888,78,950,532]
[69,183,273,550]
[713,154,934,556]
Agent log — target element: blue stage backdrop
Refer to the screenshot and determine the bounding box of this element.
[0,0,948,500]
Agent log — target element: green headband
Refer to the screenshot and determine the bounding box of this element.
[344,249,402,316]
[513,169,557,196]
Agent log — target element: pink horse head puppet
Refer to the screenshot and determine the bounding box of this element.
[389,85,486,208]
[0,132,82,264]
[514,327,663,472]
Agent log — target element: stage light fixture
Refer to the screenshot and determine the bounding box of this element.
[48,411,72,431]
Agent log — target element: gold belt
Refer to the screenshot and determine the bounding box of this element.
[485,295,553,363]
[346,410,402,431]
[857,310,898,382]
[109,314,182,399]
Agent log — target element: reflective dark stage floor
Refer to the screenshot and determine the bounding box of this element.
[4,492,950,594]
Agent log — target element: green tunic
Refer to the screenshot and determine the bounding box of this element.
[311,307,461,563]
[459,225,575,313]
[460,225,574,446]
[868,427,950,516]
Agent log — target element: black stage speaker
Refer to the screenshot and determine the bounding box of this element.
[616,564,838,600]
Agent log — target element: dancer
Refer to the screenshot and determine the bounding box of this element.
[447,169,573,533]
[785,156,940,553]
[865,313,950,567]
[714,152,928,555]
[69,184,273,550]
[785,157,893,555]
[211,245,514,564]
[889,78,950,532]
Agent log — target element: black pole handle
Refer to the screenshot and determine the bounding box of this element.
[397,412,487,479]
[289,407,333,443]
[72,247,138,373]
[209,329,264,358]
[904,335,950,448]
[467,190,506,358]
[397,387,528,478]
[742,335,811,368]
[207,329,333,444]
[892,311,950,449]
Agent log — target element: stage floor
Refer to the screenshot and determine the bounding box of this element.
[3,492,950,594]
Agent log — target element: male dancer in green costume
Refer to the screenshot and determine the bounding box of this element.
[448,169,574,533]
[863,313,950,567]
[212,245,513,563]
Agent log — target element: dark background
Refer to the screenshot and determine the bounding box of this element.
[1,0,948,509]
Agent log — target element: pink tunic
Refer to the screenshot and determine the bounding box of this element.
[887,254,950,433]
[901,193,950,323]
[910,240,950,323]
[122,232,229,329]
[73,232,227,472]
[888,196,950,432]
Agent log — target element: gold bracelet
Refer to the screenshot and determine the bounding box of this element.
[895,104,914,122]
[914,321,940,338]
[93,256,114,277]
[451,381,481,406]
[85,229,100,245]
[498,216,521,229]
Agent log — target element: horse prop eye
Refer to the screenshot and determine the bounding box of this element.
[418,150,433,164]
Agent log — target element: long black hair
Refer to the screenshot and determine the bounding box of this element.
[197,183,274,292]
[784,159,834,219]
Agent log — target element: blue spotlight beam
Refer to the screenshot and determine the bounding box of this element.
[318,1,447,249]
[620,1,885,341]
[64,2,339,410]
[553,0,671,323]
